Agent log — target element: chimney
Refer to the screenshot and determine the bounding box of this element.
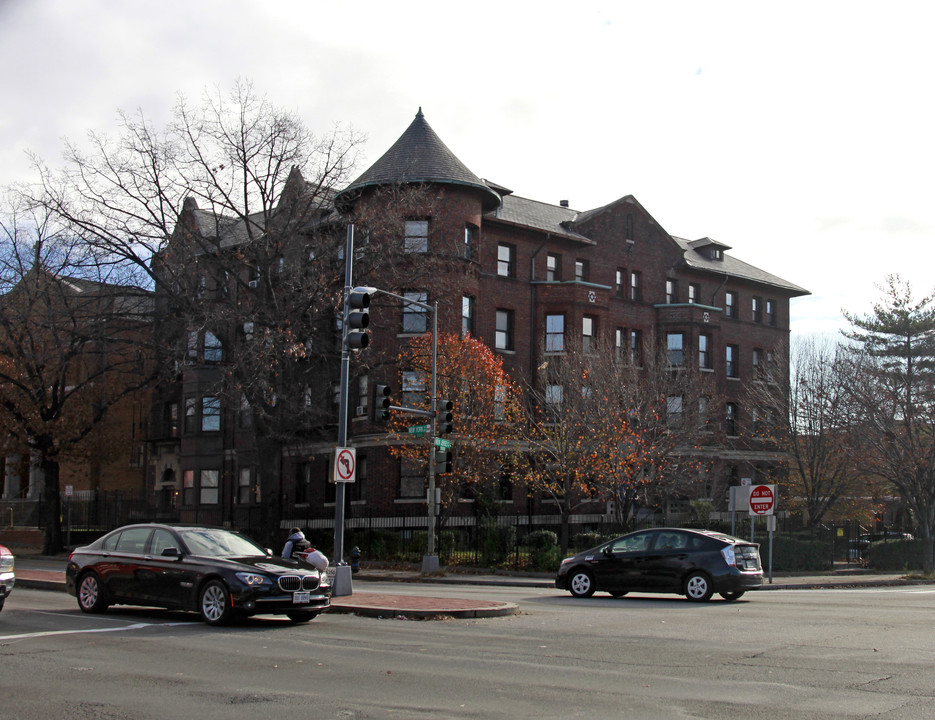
[560,200,569,208]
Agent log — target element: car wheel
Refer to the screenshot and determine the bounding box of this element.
[77,572,110,613]
[609,591,628,598]
[287,611,319,623]
[568,569,596,598]
[719,591,745,602]
[199,580,234,626]
[684,571,713,602]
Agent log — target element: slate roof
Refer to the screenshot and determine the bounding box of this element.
[335,109,501,211]
[486,195,595,244]
[672,236,810,296]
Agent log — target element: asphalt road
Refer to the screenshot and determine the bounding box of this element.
[3,582,935,719]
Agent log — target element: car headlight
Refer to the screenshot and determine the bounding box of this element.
[560,557,574,566]
[235,572,271,586]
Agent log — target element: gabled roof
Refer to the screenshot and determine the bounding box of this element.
[335,108,502,211]
[672,236,810,296]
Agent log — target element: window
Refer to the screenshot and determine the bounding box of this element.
[726,345,739,378]
[766,299,776,326]
[200,469,219,505]
[203,331,223,363]
[615,268,626,293]
[630,271,642,301]
[201,396,221,432]
[464,224,476,260]
[725,291,737,319]
[725,402,738,436]
[688,283,699,304]
[182,469,195,505]
[402,290,428,333]
[165,402,179,437]
[698,334,711,370]
[582,316,596,353]
[237,468,253,504]
[545,314,565,352]
[547,253,560,281]
[667,395,683,428]
[615,328,626,361]
[667,333,684,366]
[238,393,252,429]
[495,309,514,351]
[461,295,475,337]
[625,213,634,242]
[698,397,710,430]
[494,384,507,422]
[402,370,425,409]
[575,260,588,281]
[752,348,763,376]
[497,243,515,277]
[630,329,643,366]
[545,384,563,409]
[357,375,369,415]
[666,279,679,304]
[752,296,762,323]
[399,457,425,499]
[184,397,197,434]
[404,219,428,253]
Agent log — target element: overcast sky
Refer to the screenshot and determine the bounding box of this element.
[2,0,933,339]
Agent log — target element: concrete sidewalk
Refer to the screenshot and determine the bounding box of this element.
[11,556,930,619]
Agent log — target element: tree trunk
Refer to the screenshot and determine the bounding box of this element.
[40,449,63,555]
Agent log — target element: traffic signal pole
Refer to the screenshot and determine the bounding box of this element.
[331,223,356,597]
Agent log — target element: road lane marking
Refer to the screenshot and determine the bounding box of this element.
[0,621,191,641]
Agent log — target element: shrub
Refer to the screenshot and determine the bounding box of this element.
[523,529,560,571]
[478,518,515,566]
[865,539,928,571]
[525,529,559,550]
[768,537,832,572]
[571,532,601,551]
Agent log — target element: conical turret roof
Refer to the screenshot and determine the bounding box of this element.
[335,109,501,211]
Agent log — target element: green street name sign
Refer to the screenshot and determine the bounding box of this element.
[407,424,430,436]
[434,437,452,449]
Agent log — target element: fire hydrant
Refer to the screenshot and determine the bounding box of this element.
[351,546,360,574]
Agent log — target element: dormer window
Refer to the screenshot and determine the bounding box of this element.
[710,248,723,260]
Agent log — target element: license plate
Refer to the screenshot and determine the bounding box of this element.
[293,591,310,604]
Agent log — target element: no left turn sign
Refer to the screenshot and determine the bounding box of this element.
[333,447,356,483]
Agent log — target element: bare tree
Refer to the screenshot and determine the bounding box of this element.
[746,337,868,530]
[513,337,717,552]
[0,194,154,553]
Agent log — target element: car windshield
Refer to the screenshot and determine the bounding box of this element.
[177,528,266,558]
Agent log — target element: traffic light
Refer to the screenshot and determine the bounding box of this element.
[374,384,392,421]
[345,286,376,349]
[436,399,453,434]
[434,447,453,475]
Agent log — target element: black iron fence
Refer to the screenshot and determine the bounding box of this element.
[8,493,916,571]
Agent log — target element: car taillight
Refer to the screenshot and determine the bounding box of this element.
[720,545,737,567]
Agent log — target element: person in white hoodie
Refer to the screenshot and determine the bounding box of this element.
[282,528,310,559]
[281,528,329,572]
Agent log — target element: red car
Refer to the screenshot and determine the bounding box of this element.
[0,544,14,613]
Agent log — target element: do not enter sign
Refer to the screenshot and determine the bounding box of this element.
[749,484,776,516]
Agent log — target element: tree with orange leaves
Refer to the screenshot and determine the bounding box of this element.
[386,331,522,529]
[513,337,716,553]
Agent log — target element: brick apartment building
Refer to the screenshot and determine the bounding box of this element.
[147,109,808,539]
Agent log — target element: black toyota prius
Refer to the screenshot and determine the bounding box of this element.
[555,528,763,602]
[65,524,330,625]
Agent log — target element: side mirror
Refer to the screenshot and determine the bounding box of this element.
[161,547,182,559]
[602,545,613,557]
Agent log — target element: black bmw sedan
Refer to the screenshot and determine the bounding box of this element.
[65,524,330,625]
[555,528,763,602]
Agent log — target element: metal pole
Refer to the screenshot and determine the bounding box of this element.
[331,223,355,596]
[424,304,439,569]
